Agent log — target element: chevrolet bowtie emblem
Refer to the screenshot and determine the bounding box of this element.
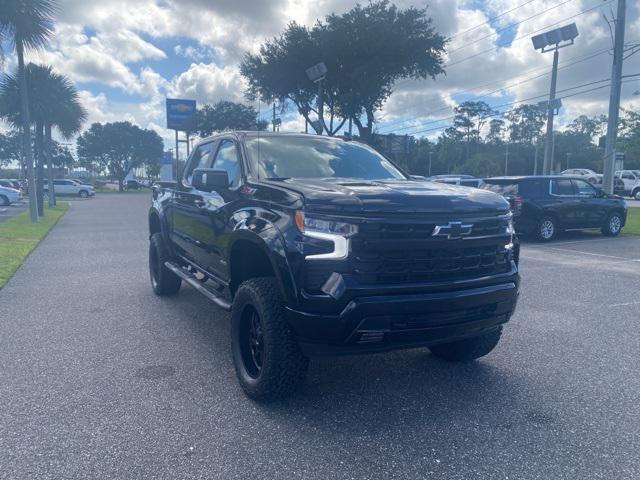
[432,221,474,239]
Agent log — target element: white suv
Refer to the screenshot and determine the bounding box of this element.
[0,185,23,205]
[44,179,95,198]
[561,169,602,185]
[615,170,640,199]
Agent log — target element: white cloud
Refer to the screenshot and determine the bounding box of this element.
[19,0,638,148]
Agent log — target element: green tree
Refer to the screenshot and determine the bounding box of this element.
[505,104,546,144]
[448,101,497,160]
[241,1,445,142]
[0,63,87,209]
[487,119,505,144]
[76,122,163,191]
[568,114,607,141]
[191,101,268,137]
[0,0,57,222]
[0,130,23,168]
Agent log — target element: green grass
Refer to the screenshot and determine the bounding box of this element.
[622,208,640,235]
[0,203,69,288]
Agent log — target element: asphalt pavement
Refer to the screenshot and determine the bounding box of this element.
[1,194,639,479]
[0,201,28,223]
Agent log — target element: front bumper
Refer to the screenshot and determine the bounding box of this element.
[286,275,519,356]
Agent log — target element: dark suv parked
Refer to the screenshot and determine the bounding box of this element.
[149,133,520,400]
[483,176,627,241]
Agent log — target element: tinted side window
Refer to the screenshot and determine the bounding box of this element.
[518,179,545,198]
[211,140,240,187]
[551,178,575,196]
[185,142,215,184]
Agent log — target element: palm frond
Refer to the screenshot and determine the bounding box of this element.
[0,0,58,51]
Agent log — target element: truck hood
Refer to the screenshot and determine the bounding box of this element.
[266,178,510,215]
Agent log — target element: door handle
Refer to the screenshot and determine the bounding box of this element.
[194,199,206,208]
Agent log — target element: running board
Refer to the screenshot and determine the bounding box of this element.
[164,261,232,311]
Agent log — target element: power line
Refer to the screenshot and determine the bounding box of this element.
[448,0,575,54]
[387,78,614,137]
[396,79,636,138]
[379,47,611,132]
[446,0,613,68]
[449,0,538,41]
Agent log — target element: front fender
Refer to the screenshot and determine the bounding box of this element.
[229,215,299,306]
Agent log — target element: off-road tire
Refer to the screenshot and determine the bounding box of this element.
[536,216,557,242]
[429,327,503,362]
[601,212,623,237]
[0,195,8,206]
[633,189,640,200]
[149,233,181,296]
[231,277,308,401]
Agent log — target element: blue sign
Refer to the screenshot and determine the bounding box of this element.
[166,98,196,131]
[161,151,173,165]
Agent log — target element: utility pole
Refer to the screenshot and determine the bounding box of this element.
[272,103,276,132]
[566,152,572,170]
[505,142,509,175]
[428,151,433,177]
[533,139,539,175]
[602,0,626,194]
[543,48,559,175]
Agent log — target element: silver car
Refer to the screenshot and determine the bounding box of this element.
[0,185,23,205]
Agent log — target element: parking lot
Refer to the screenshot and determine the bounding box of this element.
[1,194,639,479]
[0,201,27,223]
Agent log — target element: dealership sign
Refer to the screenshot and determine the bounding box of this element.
[166,98,196,131]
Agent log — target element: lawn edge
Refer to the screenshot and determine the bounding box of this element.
[0,202,70,289]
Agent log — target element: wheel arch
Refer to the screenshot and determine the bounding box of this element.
[228,227,298,305]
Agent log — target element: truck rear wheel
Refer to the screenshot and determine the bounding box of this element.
[231,277,308,401]
[429,327,502,362]
[149,233,181,296]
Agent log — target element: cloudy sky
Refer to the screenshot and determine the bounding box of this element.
[7,0,640,151]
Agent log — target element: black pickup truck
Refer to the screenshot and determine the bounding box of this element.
[149,132,520,400]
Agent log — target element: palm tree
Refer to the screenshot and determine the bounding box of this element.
[0,0,57,222]
[0,63,86,210]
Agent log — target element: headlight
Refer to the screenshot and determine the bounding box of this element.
[295,211,357,260]
[295,211,357,237]
[506,217,515,235]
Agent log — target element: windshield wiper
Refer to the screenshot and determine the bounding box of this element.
[265,177,291,181]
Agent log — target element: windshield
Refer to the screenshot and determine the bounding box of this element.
[244,136,406,181]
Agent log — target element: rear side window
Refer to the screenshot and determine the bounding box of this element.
[551,178,575,196]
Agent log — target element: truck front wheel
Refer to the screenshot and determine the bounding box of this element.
[149,233,181,296]
[231,277,308,401]
[429,327,502,362]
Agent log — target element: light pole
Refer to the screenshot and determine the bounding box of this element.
[428,151,433,177]
[532,23,579,175]
[305,62,328,135]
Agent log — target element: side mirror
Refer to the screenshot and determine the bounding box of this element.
[192,168,229,191]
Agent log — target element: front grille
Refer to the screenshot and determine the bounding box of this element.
[304,217,513,291]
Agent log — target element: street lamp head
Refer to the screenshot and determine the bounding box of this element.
[532,23,579,52]
[306,62,328,83]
